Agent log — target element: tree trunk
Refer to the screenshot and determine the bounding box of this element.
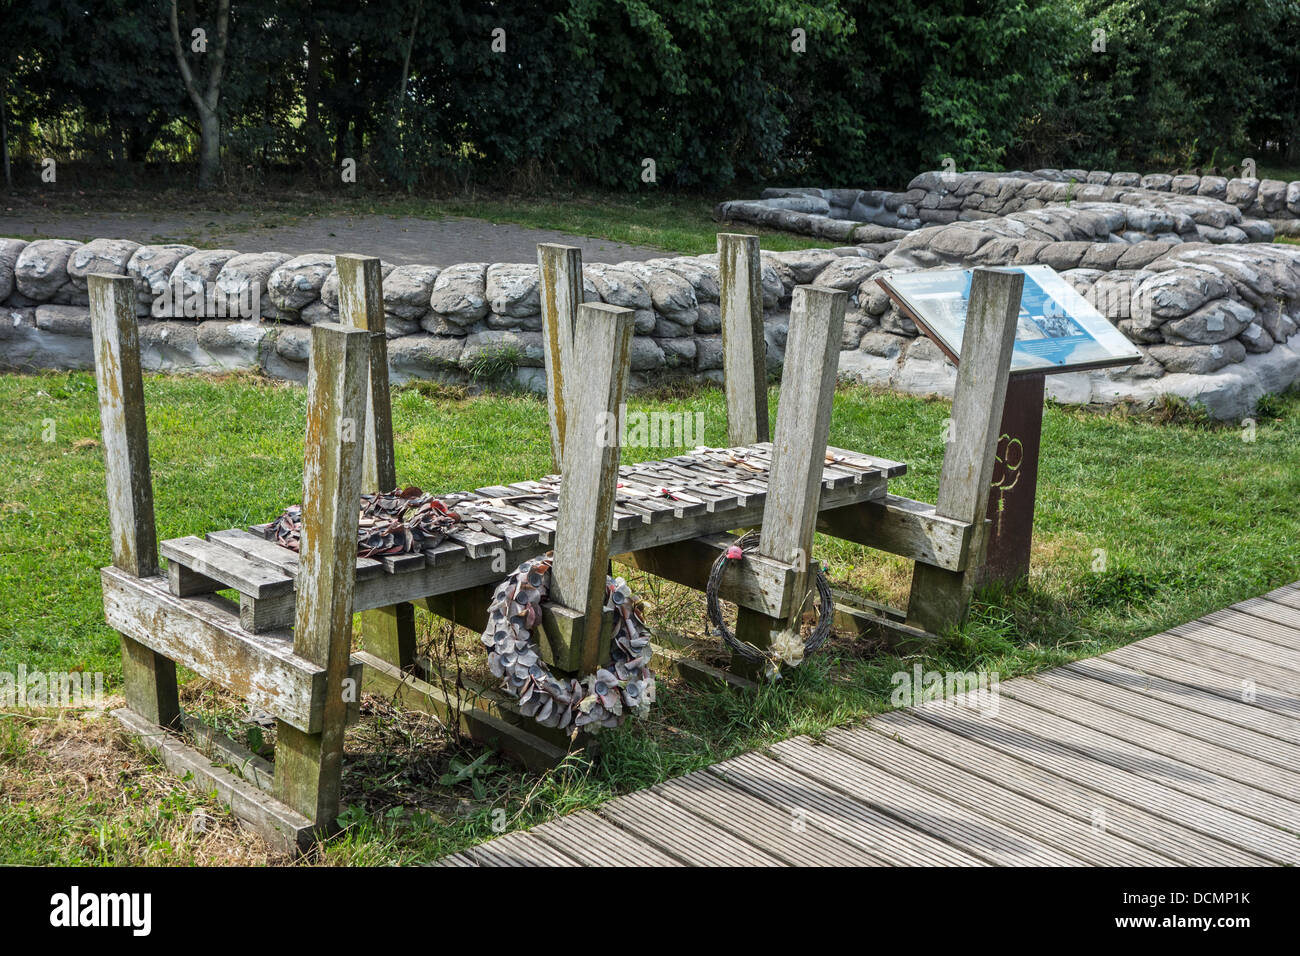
[1,76,11,191]
[170,0,230,190]
[198,111,221,189]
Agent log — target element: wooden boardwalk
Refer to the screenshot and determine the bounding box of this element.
[440,582,1300,866]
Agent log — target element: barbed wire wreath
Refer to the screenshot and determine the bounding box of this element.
[706,530,834,680]
[480,552,655,733]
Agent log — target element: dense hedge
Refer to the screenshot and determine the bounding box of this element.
[3,0,1299,190]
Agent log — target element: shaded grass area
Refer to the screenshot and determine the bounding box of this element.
[2,370,1299,864]
[1,188,829,255]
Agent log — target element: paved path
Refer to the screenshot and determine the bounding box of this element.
[442,583,1300,866]
[0,211,669,266]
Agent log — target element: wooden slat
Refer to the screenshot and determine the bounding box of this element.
[462,829,581,867]
[208,528,385,581]
[161,536,294,598]
[1169,619,1300,672]
[909,701,1297,864]
[711,751,986,866]
[529,810,683,867]
[1000,677,1300,801]
[1039,663,1300,769]
[1064,656,1300,746]
[1205,603,1300,651]
[1134,631,1300,695]
[1103,642,1300,718]
[817,494,978,573]
[652,769,886,866]
[824,724,1173,865]
[872,710,1268,866]
[595,788,786,867]
[772,737,1085,866]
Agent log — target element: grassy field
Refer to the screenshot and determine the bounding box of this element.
[2,370,1299,864]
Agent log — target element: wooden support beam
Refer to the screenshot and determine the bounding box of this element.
[615,532,798,619]
[734,284,845,677]
[906,268,1023,634]
[337,254,419,673]
[88,272,181,730]
[816,494,981,572]
[273,322,369,828]
[546,301,634,674]
[718,233,769,445]
[538,243,583,471]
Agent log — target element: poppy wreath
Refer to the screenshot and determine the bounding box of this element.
[705,530,834,680]
[480,552,656,732]
[268,487,461,557]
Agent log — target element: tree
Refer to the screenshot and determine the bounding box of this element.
[169,0,230,188]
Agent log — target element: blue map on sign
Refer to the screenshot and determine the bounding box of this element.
[881,265,1142,374]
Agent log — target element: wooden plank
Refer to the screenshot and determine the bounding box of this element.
[89,272,180,730]
[1000,676,1300,802]
[824,724,1173,865]
[1208,602,1300,651]
[735,284,845,675]
[1169,619,1300,672]
[718,233,768,445]
[909,700,1296,864]
[1064,656,1300,747]
[817,494,979,572]
[1135,631,1300,695]
[538,243,582,471]
[1103,642,1300,719]
[528,810,683,866]
[907,268,1022,633]
[102,568,357,734]
[872,709,1269,865]
[595,788,786,866]
[114,707,314,854]
[653,769,886,866]
[273,322,369,827]
[181,712,274,792]
[710,751,986,866]
[160,536,294,598]
[548,302,634,674]
[1039,663,1300,770]
[983,693,1300,841]
[772,737,1085,866]
[207,528,384,581]
[462,829,581,867]
[825,445,907,479]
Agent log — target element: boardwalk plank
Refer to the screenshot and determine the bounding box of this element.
[825,723,1174,866]
[1047,661,1300,764]
[528,810,682,867]
[910,700,1296,864]
[1203,605,1300,652]
[595,789,785,866]
[1003,676,1300,800]
[1169,619,1300,672]
[653,770,884,866]
[870,710,1264,865]
[1103,644,1300,718]
[1126,632,1300,695]
[771,738,1085,866]
[711,752,987,866]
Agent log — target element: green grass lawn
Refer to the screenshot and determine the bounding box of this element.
[2,370,1299,864]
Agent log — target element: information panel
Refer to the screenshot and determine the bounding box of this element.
[876,264,1142,375]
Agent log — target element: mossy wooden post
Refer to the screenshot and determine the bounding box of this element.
[337,254,416,671]
[88,273,181,730]
[544,302,634,674]
[732,285,846,678]
[273,322,368,828]
[539,243,583,471]
[906,268,1023,634]
[719,233,769,445]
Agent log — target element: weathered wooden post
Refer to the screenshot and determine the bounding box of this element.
[538,243,583,471]
[906,267,1023,634]
[732,285,846,677]
[718,233,769,445]
[336,254,417,673]
[543,302,635,674]
[272,322,369,828]
[88,273,181,729]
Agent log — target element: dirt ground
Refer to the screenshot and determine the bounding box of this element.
[0,209,669,266]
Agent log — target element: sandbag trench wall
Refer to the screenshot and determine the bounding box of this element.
[6,208,1300,418]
